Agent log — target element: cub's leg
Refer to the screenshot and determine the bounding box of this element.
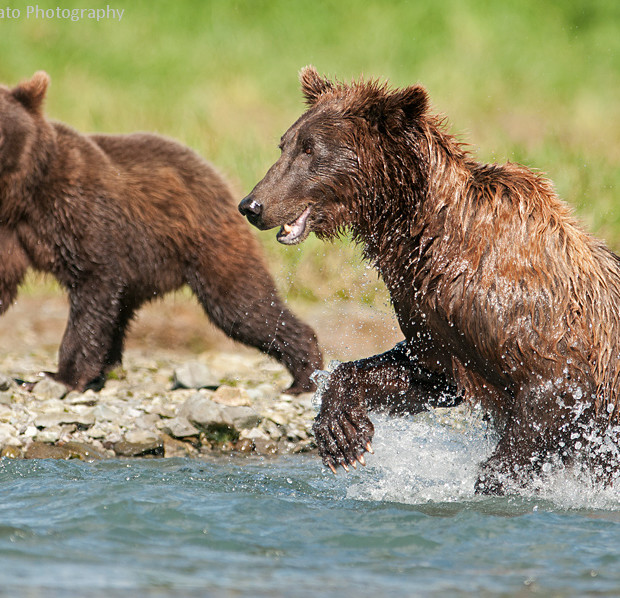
[313,341,460,472]
[101,301,136,376]
[186,246,322,394]
[53,282,135,391]
[0,228,30,315]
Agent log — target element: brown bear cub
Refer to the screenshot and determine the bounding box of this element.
[0,71,322,394]
[240,66,620,493]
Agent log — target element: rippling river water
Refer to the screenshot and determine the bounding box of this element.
[2,413,620,597]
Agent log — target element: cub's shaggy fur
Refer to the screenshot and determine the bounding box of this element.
[0,71,322,393]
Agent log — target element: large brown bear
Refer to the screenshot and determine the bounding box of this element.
[0,71,322,394]
[240,66,620,494]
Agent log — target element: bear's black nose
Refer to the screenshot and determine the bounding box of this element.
[238,195,262,218]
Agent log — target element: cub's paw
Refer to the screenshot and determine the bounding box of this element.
[312,397,374,474]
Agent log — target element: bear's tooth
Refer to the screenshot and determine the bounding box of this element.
[283,223,293,234]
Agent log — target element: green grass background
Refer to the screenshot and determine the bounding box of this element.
[1,0,618,307]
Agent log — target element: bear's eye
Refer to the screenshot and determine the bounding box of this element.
[302,139,314,155]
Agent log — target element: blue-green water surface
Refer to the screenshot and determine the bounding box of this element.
[2,415,620,597]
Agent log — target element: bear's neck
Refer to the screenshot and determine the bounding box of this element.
[0,119,57,225]
[352,121,472,295]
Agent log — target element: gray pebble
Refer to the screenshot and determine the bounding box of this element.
[172,361,220,390]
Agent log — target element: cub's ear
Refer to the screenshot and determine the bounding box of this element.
[12,71,50,113]
[300,66,334,105]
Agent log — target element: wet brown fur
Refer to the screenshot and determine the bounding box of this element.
[240,66,620,492]
[0,71,322,393]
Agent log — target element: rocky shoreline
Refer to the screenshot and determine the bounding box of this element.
[0,349,320,461]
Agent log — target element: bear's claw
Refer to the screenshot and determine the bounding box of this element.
[314,409,374,475]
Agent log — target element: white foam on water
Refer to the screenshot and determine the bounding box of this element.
[345,407,498,504]
[340,407,620,510]
[518,464,620,511]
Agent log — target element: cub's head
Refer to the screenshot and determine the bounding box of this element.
[0,71,51,176]
[239,66,428,244]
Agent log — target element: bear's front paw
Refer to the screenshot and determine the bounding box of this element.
[312,395,374,474]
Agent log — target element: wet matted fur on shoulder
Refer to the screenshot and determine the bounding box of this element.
[240,66,620,494]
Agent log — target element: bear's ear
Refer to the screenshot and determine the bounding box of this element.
[300,66,334,105]
[361,84,429,133]
[385,85,429,123]
[12,71,50,113]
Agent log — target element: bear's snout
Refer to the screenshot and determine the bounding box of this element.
[238,195,263,226]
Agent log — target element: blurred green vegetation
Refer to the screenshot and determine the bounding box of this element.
[1,0,618,306]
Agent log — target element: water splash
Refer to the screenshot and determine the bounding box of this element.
[345,406,497,504]
[310,359,341,411]
[336,407,620,510]
[310,365,620,509]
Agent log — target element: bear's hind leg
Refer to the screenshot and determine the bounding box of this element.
[474,382,593,494]
[186,255,322,394]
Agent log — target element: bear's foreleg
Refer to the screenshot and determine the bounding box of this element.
[53,283,133,391]
[313,341,460,472]
[0,228,30,315]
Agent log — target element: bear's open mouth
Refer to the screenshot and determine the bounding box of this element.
[276,206,312,245]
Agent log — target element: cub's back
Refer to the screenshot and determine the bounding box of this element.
[90,132,239,224]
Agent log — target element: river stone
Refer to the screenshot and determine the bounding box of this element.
[1,445,22,458]
[261,419,283,440]
[0,404,12,423]
[234,438,254,453]
[25,440,103,461]
[31,377,68,401]
[179,394,226,428]
[0,422,20,446]
[62,441,108,460]
[34,427,61,443]
[64,390,98,405]
[134,413,161,430]
[240,427,269,441]
[34,409,96,428]
[162,434,198,458]
[161,416,200,438]
[253,438,279,455]
[93,404,120,422]
[23,425,38,438]
[172,362,219,390]
[86,422,122,443]
[220,406,261,430]
[113,436,164,457]
[212,385,251,407]
[285,424,309,441]
[124,429,161,445]
[0,373,12,391]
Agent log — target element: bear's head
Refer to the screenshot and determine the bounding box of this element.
[239,66,429,245]
[0,71,52,180]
